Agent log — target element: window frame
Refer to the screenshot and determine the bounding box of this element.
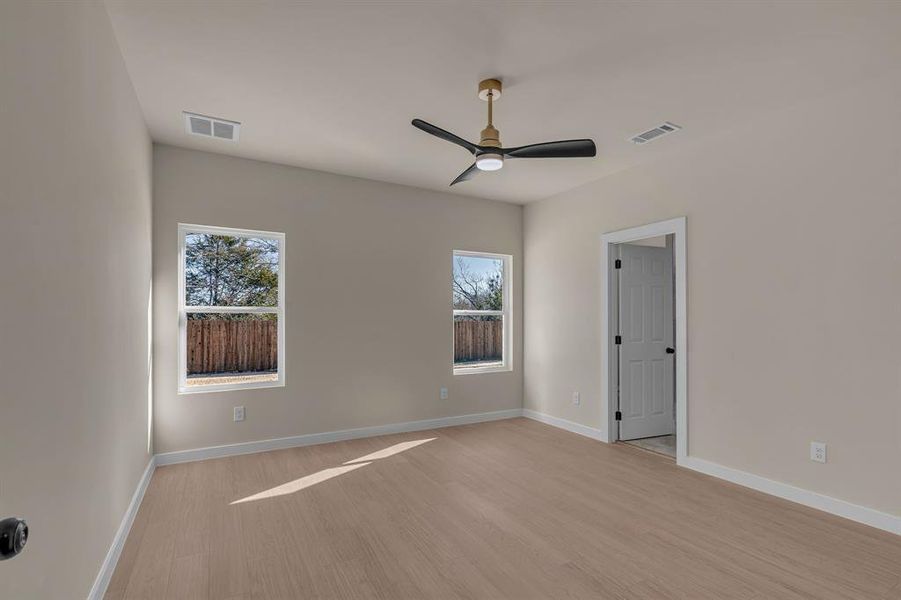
[177,223,286,394]
[452,249,513,375]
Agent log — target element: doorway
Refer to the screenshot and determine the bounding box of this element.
[614,237,675,457]
[600,217,687,463]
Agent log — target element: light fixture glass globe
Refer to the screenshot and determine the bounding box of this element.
[475,153,503,171]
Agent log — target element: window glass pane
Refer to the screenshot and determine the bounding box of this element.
[185,233,279,307]
[186,313,278,387]
[453,315,503,367]
[452,254,503,310]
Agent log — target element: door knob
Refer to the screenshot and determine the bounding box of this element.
[0,517,28,560]
[665,347,675,354]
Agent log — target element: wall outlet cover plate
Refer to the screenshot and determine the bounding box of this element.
[810,441,826,463]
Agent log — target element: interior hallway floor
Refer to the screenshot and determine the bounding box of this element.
[106,418,901,599]
[623,434,676,459]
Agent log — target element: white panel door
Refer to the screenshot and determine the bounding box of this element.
[617,243,675,440]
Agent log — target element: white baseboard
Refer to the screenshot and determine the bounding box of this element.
[681,456,901,536]
[522,408,604,441]
[156,408,523,466]
[88,456,156,600]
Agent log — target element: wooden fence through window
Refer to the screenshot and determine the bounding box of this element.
[187,317,502,374]
[187,319,278,375]
[454,319,503,364]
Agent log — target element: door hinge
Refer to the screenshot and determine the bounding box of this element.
[614,335,622,345]
[614,259,622,269]
[615,410,622,421]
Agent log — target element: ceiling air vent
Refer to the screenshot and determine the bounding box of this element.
[183,112,241,142]
[629,121,681,145]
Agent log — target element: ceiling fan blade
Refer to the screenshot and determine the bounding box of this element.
[450,163,479,186]
[503,139,596,159]
[412,119,479,154]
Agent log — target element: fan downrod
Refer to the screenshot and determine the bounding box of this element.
[477,79,503,148]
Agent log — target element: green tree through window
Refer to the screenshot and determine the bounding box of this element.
[185,234,279,307]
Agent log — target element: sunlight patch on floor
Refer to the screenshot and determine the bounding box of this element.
[231,462,371,504]
[231,437,437,504]
[344,437,436,464]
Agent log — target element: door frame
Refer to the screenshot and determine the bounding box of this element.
[600,216,687,463]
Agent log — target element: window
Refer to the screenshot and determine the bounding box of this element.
[453,250,512,374]
[178,224,285,393]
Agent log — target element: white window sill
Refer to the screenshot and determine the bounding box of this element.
[453,364,511,376]
[178,379,285,395]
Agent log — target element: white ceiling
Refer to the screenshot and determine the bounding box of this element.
[105,1,901,204]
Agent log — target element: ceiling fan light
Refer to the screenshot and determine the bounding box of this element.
[475,153,503,171]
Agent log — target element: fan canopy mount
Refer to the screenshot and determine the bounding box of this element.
[477,78,502,102]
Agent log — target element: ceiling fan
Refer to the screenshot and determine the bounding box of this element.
[412,78,596,186]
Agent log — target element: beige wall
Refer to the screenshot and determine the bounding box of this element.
[0,2,152,598]
[153,145,522,454]
[524,70,901,516]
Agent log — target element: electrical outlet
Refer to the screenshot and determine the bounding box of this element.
[572,391,580,406]
[439,387,448,400]
[234,406,245,422]
[810,441,826,463]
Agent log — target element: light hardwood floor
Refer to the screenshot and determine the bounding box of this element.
[107,418,901,599]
